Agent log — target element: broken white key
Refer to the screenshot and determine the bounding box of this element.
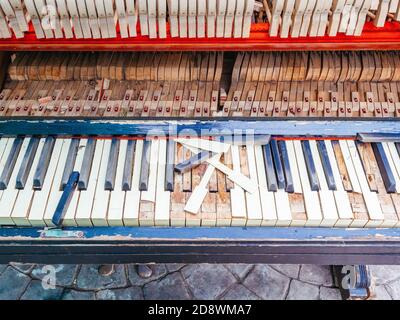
[184,153,222,214]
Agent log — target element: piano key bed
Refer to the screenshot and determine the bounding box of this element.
[0,119,400,264]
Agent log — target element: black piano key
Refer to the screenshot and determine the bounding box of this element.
[174,150,215,173]
[122,139,136,191]
[278,141,294,193]
[301,140,320,191]
[396,142,400,158]
[317,140,337,191]
[61,138,80,189]
[33,136,56,189]
[372,142,397,193]
[52,171,79,227]
[139,140,151,191]
[262,144,278,192]
[0,137,23,190]
[270,140,286,190]
[165,139,175,191]
[16,137,40,189]
[104,138,120,191]
[78,138,96,190]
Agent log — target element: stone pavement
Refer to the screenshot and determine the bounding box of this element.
[0,263,397,300]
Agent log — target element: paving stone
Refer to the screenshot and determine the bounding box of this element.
[286,280,319,300]
[221,284,260,300]
[0,265,6,275]
[144,272,191,300]
[369,265,400,285]
[384,279,400,300]
[299,265,333,287]
[166,264,186,273]
[242,265,290,300]
[9,263,35,274]
[371,285,392,300]
[62,289,95,300]
[0,267,31,300]
[20,280,64,300]
[182,264,236,300]
[319,287,342,300]
[127,264,167,286]
[270,264,300,279]
[224,264,253,280]
[31,264,78,287]
[76,265,127,290]
[96,287,144,300]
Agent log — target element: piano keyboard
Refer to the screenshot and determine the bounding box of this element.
[1,134,400,228]
[3,50,400,118]
[0,0,398,40]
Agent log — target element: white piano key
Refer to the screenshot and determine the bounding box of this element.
[187,0,196,38]
[95,0,109,38]
[0,138,30,225]
[224,0,235,37]
[63,138,87,226]
[339,140,362,193]
[104,0,116,37]
[293,140,323,226]
[75,140,104,226]
[76,0,92,39]
[207,0,216,37]
[0,0,23,38]
[24,0,45,38]
[46,0,64,38]
[123,139,142,226]
[34,0,54,38]
[141,140,159,202]
[0,6,12,38]
[176,138,230,154]
[254,145,277,226]
[9,0,29,31]
[168,0,179,37]
[347,140,384,226]
[85,0,101,38]
[147,0,157,38]
[28,139,64,227]
[138,0,148,35]
[42,139,71,226]
[309,140,339,226]
[66,0,84,38]
[230,145,247,226]
[108,139,128,226]
[216,0,226,37]
[324,140,354,226]
[242,0,254,37]
[11,138,46,226]
[116,0,129,38]
[155,139,171,225]
[0,138,14,202]
[196,0,206,37]
[184,161,215,215]
[285,140,302,193]
[178,0,187,37]
[157,0,167,38]
[233,0,244,38]
[244,145,262,226]
[56,0,74,38]
[91,139,111,226]
[383,142,400,193]
[126,0,138,37]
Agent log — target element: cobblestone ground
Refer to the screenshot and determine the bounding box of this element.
[0,264,396,300]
